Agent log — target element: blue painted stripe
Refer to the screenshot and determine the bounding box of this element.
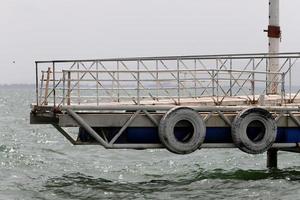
[126,127,300,143]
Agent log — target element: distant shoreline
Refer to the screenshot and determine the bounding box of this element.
[0,84,35,89]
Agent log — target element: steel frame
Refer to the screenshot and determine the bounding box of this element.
[30,53,300,152]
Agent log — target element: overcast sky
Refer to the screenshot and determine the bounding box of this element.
[1,0,300,84]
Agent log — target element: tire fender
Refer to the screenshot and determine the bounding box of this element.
[159,107,206,154]
[231,107,277,154]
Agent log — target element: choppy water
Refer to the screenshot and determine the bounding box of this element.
[0,87,299,200]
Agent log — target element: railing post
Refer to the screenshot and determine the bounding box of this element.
[117,61,120,102]
[216,59,219,101]
[289,58,292,102]
[96,61,99,106]
[52,62,56,107]
[281,72,285,105]
[265,58,269,95]
[177,59,180,105]
[39,71,44,105]
[77,62,80,105]
[212,70,215,96]
[67,71,71,106]
[137,60,140,105]
[35,62,39,106]
[229,58,232,96]
[156,60,159,100]
[62,70,65,106]
[112,71,115,101]
[194,59,197,98]
[44,67,51,106]
[252,58,255,101]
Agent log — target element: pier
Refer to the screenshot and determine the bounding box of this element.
[30,52,300,168]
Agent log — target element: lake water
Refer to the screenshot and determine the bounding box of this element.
[0,87,299,200]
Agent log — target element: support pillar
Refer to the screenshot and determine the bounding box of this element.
[267,149,278,169]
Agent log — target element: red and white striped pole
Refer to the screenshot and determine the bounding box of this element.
[266,0,281,94]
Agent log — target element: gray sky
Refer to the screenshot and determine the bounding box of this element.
[1,0,300,84]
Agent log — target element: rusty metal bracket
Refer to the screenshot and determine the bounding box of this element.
[264,25,281,38]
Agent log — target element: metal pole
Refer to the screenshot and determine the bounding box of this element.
[62,71,65,106]
[266,0,281,94]
[35,62,39,106]
[137,60,140,105]
[52,62,56,106]
[289,58,292,102]
[230,58,232,96]
[281,73,285,104]
[216,59,219,102]
[156,60,159,100]
[39,72,44,105]
[252,59,255,101]
[117,61,120,102]
[96,61,99,106]
[212,70,215,96]
[77,62,80,105]
[194,59,197,97]
[177,59,180,105]
[44,67,51,106]
[67,71,71,106]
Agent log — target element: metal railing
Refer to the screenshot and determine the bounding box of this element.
[34,52,300,107]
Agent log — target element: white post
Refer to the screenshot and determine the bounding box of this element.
[267,0,281,94]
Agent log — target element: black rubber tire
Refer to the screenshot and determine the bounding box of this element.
[159,107,206,154]
[231,108,277,154]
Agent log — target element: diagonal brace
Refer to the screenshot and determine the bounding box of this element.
[109,110,141,144]
[66,109,109,147]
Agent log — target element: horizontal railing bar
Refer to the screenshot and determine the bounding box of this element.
[40,95,214,99]
[40,94,299,99]
[41,71,64,73]
[61,69,283,75]
[59,78,279,83]
[39,78,266,82]
[36,52,300,63]
[45,78,282,83]
[40,87,215,91]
